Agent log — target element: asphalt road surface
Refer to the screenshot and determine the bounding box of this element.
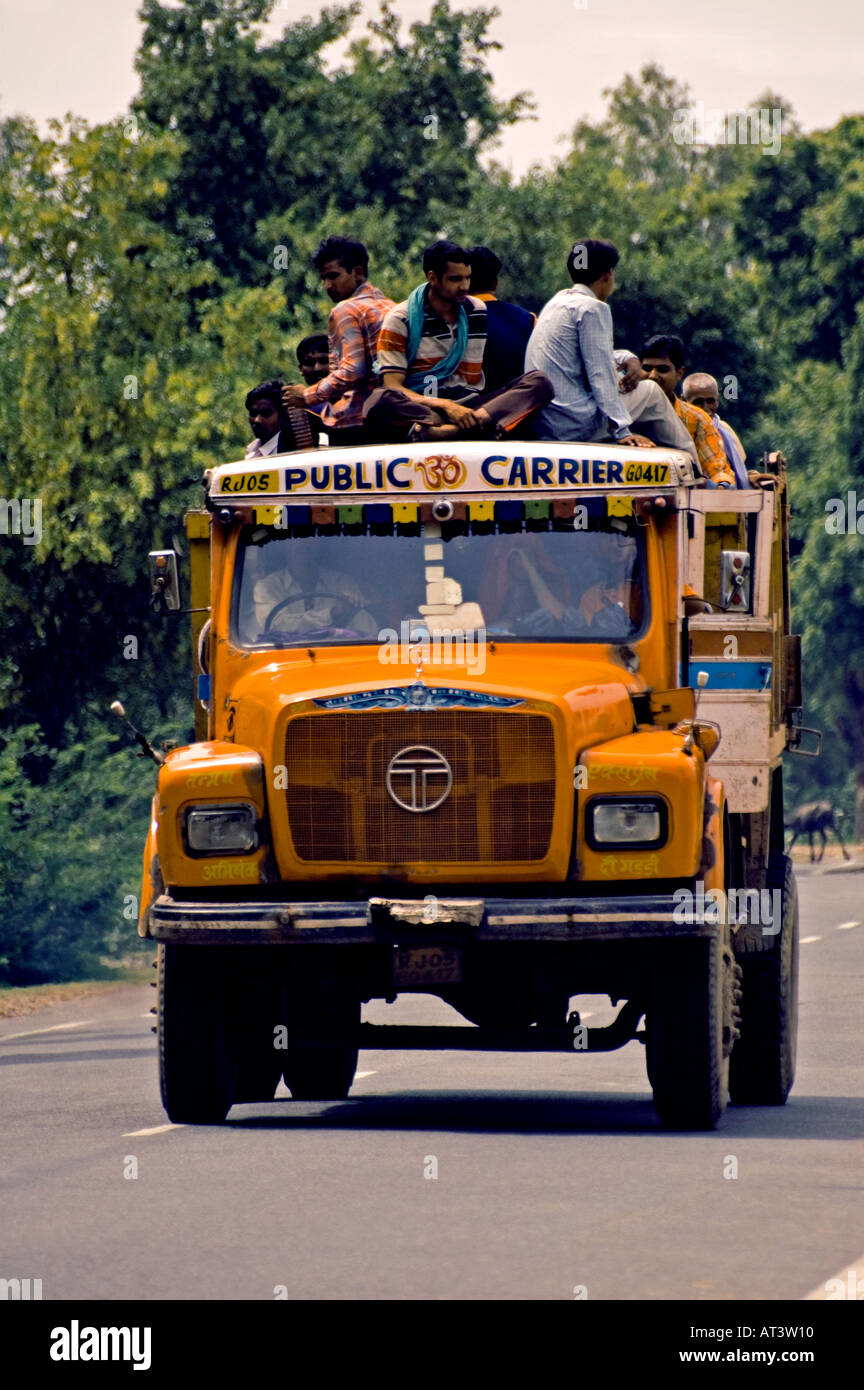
[1,869,861,1301]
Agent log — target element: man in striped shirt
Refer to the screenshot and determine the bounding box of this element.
[282,237,394,448]
[363,240,551,443]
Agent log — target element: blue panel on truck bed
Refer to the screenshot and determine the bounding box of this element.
[686,661,772,690]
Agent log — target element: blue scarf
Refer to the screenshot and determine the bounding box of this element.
[402,283,469,390]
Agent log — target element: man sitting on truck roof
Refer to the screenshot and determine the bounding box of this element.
[281,237,394,448]
[296,334,330,389]
[245,379,321,457]
[639,338,735,488]
[682,372,749,488]
[363,240,553,443]
[524,239,697,463]
[468,245,536,393]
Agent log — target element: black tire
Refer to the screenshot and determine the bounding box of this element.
[158,944,238,1123]
[729,852,798,1105]
[647,932,732,1130]
[282,989,359,1101]
[233,1012,284,1103]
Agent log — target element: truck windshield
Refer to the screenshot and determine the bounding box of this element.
[232,517,646,648]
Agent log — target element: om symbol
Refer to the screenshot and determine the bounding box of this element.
[414,455,466,490]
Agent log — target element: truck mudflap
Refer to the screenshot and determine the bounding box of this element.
[146,892,723,944]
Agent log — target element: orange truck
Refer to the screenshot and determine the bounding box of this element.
[134,440,809,1128]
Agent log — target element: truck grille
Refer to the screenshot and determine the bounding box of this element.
[281,711,556,863]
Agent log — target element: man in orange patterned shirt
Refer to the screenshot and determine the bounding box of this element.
[639,335,734,487]
[282,237,394,448]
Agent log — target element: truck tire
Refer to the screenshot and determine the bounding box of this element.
[729,852,798,1105]
[234,1021,284,1103]
[647,932,732,1130]
[158,944,238,1123]
[282,991,359,1101]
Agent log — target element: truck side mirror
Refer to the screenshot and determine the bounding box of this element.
[148,550,181,614]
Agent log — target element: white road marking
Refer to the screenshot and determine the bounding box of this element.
[803,1255,864,1301]
[836,921,861,931]
[123,1123,186,1137]
[800,935,821,944]
[0,1019,95,1042]
[355,1071,377,1079]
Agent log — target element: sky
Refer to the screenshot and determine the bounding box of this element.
[1,0,863,172]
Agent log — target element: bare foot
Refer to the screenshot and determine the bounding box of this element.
[421,423,462,441]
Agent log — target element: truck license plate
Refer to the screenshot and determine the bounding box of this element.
[393,946,462,987]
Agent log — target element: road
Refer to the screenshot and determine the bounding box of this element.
[1,869,861,1301]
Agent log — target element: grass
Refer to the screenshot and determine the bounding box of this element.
[0,962,153,1019]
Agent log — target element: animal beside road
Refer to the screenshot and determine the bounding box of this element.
[785,801,851,862]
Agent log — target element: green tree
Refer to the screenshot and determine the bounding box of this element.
[738,117,864,364]
[0,115,298,744]
[0,713,181,984]
[135,0,532,286]
[756,319,864,835]
[460,67,770,427]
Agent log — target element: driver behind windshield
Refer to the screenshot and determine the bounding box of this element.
[250,541,379,639]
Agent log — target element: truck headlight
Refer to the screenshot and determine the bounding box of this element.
[184,804,258,855]
[586,797,668,849]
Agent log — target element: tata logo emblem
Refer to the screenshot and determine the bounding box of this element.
[386,745,452,813]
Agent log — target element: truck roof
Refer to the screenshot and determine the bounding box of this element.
[207,440,697,504]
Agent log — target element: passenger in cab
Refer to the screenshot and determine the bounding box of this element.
[525,239,697,462]
[639,337,734,488]
[468,246,536,392]
[245,380,320,458]
[682,373,749,488]
[576,530,642,636]
[281,237,394,449]
[363,240,552,443]
[480,535,577,635]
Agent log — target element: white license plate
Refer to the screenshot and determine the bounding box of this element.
[393,946,462,986]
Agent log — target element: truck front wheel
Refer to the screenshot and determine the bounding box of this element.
[157,944,238,1123]
[647,933,732,1130]
[282,988,359,1101]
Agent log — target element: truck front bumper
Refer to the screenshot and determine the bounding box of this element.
[146,892,721,945]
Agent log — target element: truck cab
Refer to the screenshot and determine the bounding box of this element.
[139,439,802,1129]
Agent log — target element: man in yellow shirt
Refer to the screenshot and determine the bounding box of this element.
[639,335,734,488]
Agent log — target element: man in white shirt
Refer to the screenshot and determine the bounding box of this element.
[525,239,696,462]
[244,379,319,458]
